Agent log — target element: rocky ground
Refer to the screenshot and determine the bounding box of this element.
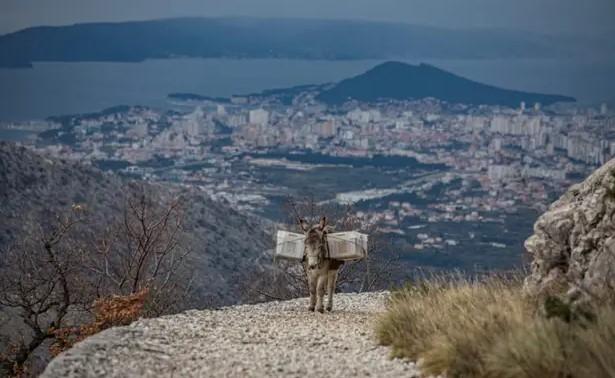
[42,292,419,378]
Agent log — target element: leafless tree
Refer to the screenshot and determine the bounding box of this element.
[0,186,193,376]
[0,206,88,376]
[82,185,193,316]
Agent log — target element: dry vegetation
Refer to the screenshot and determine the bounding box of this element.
[377,275,615,378]
[50,289,148,356]
[0,186,192,376]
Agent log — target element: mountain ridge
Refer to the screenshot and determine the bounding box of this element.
[175,61,575,107]
[0,17,572,68]
[315,61,576,107]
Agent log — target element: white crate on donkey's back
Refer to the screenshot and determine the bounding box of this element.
[326,231,368,261]
[275,230,368,262]
[275,230,304,260]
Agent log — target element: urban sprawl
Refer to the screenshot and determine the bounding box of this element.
[4,91,613,256]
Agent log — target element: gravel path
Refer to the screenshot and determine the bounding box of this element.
[42,292,419,377]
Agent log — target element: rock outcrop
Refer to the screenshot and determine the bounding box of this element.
[524,158,615,302]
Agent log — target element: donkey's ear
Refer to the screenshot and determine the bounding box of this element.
[298,218,309,232]
[318,216,327,230]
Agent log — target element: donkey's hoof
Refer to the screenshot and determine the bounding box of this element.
[308,306,315,312]
[317,307,325,313]
[326,305,333,312]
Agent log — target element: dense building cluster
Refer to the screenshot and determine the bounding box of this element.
[6,93,612,251]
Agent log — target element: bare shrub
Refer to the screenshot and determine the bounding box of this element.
[0,186,192,376]
[50,289,149,356]
[0,206,89,376]
[82,185,193,316]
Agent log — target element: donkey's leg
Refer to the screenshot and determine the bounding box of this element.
[308,273,317,312]
[316,274,327,313]
[326,269,338,312]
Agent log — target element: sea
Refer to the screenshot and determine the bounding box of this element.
[1,57,615,122]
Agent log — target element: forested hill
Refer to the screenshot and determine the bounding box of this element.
[0,17,570,67]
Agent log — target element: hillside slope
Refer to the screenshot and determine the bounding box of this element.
[42,292,418,378]
[0,142,271,306]
[0,17,569,68]
[316,61,575,107]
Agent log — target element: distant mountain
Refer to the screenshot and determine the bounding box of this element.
[0,17,571,68]
[169,93,231,103]
[0,142,272,307]
[316,62,576,107]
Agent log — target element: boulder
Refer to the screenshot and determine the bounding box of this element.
[524,158,615,302]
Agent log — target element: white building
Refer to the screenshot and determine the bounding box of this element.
[347,108,381,123]
[249,108,269,126]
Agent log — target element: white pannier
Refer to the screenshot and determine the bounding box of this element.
[275,230,368,262]
[275,231,304,260]
[326,231,368,261]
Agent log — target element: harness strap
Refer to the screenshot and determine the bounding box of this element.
[323,232,330,259]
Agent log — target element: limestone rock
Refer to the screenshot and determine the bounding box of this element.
[524,158,615,301]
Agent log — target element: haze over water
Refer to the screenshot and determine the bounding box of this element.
[1,57,614,121]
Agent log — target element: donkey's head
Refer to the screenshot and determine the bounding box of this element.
[299,216,329,270]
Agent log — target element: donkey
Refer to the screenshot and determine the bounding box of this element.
[299,216,344,313]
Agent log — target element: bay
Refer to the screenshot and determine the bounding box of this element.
[0,57,613,122]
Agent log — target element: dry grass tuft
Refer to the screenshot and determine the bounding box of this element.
[377,275,615,378]
[50,288,148,356]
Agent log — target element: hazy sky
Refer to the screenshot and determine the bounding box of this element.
[1,0,614,36]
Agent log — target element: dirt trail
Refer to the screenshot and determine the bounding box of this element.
[42,292,418,378]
